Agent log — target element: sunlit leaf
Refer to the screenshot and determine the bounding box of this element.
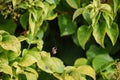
[29,8,38,21]
[93,22,106,48]
[103,13,113,28]
[100,4,113,20]
[0,64,13,76]
[46,0,55,4]
[46,11,57,20]
[40,52,65,73]
[0,53,13,76]
[0,35,21,60]
[73,8,84,20]
[12,0,16,7]
[74,58,88,67]
[19,54,37,67]
[66,0,80,9]
[53,73,63,80]
[0,35,21,53]
[18,1,29,9]
[91,11,101,27]
[106,22,119,45]
[51,57,65,73]
[64,75,74,80]
[78,65,96,80]
[92,54,114,71]
[29,13,36,36]
[24,67,38,80]
[58,14,77,36]
[77,25,92,49]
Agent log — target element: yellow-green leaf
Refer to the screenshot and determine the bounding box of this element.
[78,65,96,80]
[66,0,79,9]
[77,25,92,49]
[106,22,119,45]
[73,8,84,20]
[93,22,106,48]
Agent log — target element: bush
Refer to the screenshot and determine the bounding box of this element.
[0,0,120,80]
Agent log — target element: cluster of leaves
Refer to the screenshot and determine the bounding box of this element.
[0,0,120,80]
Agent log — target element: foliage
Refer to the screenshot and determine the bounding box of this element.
[0,0,120,80]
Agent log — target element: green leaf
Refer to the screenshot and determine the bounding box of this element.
[19,54,37,67]
[46,0,55,4]
[86,45,108,61]
[77,65,96,80]
[0,35,21,54]
[29,8,38,22]
[12,0,17,7]
[46,11,57,20]
[58,14,77,36]
[77,25,92,49]
[20,12,29,30]
[83,10,92,24]
[66,0,80,9]
[40,52,65,73]
[51,57,65,73]
[106,22,119,45]
[29,13,36,36]
[100,4,113,20]
[0,18,17,34]
[93,22,106,47]
[19,48,40,67]
[103,13,113,28]
[24,67,38,80]
[113,0,120,15]
[0,34,21,60]
[74,58,88,67]
[72,32,79,46]
[91,11,101,27]
[73,8,84,20]
[53,73,63,80]
[92,54,114,71]
[0,53,13,76]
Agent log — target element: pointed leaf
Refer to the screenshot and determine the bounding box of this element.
[66,0,80,9]
[100,4,113,20]
[0,35,21,60]
[0,53,13,76]
[0,35,21,53]
[29,13,36,36]
[24,67,38,80]
[91,11,101,27]
[20,12,29,30]
[45,0,57,4]
[83,11,92,24]
[103,13,113,28]
[93,22,106,47]
[73,8,84,20]
[92,54,114,71]
[74,58,88,67]
[51,57,65,73]
[77,65,96,80]
[86,45,108,61]
[19,54,37,67]
[46,11,57,20]
[41,53,65,73]
[77,25,92,49]
[106,22,119,45]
